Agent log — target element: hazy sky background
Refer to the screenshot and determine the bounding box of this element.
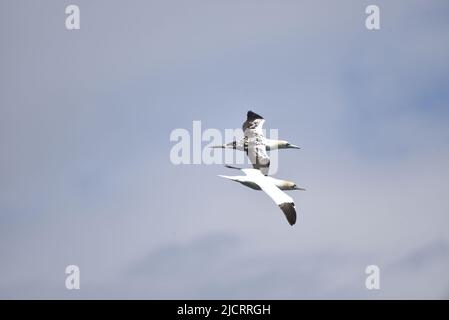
[1,0,449,299]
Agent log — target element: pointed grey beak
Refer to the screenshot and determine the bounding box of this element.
[210,145,225,148]
[288,144,301,149]
[294,187,306,191]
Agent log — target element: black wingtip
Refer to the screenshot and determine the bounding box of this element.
[279,202,297,226]
[247,110,264,120]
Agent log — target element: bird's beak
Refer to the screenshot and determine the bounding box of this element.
[294,187,306,191]
[288,144,301,149]
[210,145,225,148]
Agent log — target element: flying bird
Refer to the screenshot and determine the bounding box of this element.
[212,111,300,175]
[219,166,305,226]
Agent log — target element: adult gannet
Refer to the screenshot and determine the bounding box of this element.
[218,166,305,226]
[212,111,300,175]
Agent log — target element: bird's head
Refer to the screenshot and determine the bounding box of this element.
[279,140,301,149]
[286,181,306,191]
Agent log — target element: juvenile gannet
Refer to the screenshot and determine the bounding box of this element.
[212,111,301,151]
[219,166,305,226]
[215,138,301,151]
[212,111,300,175]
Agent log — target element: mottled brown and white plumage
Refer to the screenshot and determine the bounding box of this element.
[214,111,305,226]
[211,111,301,175]
[242,111,271,175]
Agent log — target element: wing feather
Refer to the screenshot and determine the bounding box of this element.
[242,111,270,175]
[243,169,297,225]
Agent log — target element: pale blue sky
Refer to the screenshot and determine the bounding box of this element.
[1,0,449,298]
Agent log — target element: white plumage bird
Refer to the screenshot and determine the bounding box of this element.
[219,166,305,226]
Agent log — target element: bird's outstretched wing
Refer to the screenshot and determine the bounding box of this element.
[242,111,265,134]
[242,169,297,226]
[242,111,270,175]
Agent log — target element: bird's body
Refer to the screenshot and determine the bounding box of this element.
[216,137,299,151]
[212,111,300,175]
[221,165,305,191]
[219,168,304,226]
